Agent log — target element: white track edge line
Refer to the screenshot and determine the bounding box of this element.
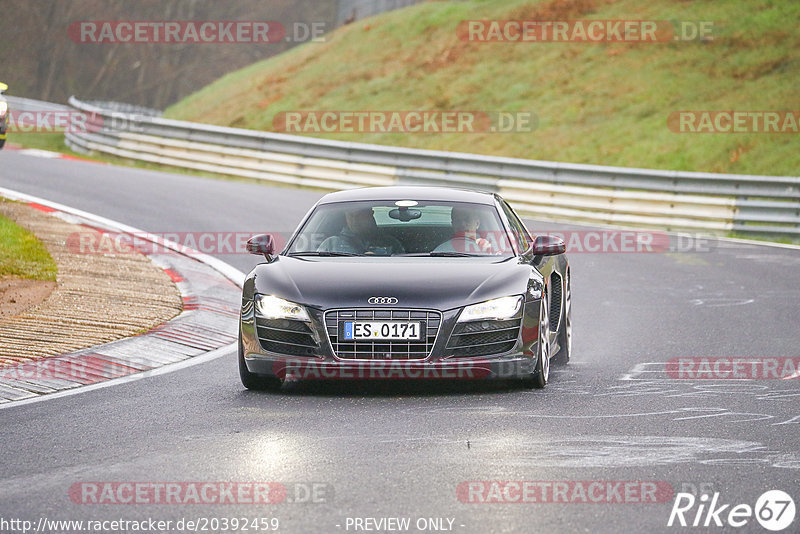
[0,186,247,409]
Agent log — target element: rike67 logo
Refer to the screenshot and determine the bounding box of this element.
[668,490,795,531]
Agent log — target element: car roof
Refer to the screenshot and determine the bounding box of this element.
[317,186,498,205]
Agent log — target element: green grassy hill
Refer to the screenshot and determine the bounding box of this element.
[165,0,800,176]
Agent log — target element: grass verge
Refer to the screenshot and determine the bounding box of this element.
[0,201,58,281]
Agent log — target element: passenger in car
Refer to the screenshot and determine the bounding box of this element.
[434,206,493,253]
[318,206,406,255]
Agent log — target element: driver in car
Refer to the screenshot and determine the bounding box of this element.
[318,207,405,255]
[434,206,493,254]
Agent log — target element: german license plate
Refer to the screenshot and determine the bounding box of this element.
[341,321,422,341]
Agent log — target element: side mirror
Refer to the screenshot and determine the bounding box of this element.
[0,82,7,94]
[529,235,566,256]
[246,234,276,262]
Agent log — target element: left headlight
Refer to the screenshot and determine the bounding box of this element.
[0,101,7,117]
[458,295,523,323]
[255,294,310,322]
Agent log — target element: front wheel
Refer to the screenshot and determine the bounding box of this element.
[522,291,550,389]
[239,335,282,391]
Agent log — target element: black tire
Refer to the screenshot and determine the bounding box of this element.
[522,291,550,389]
[0,137,5,150]
[553,270,572,366]
[239,335,282,391]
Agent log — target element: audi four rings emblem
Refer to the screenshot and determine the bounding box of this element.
[368,296,398,305]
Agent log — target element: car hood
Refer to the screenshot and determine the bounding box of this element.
[248,256,532,311]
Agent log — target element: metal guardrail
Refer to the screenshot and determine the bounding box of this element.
[64,96,800,238]
[81,100,162,117]
[4,95,70,112]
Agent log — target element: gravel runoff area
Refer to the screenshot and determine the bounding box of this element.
[0,278,56,319]
[0,198,183,365]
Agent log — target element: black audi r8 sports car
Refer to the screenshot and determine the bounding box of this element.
[239,186,571,390]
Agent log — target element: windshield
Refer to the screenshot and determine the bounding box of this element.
[285,200,514,257]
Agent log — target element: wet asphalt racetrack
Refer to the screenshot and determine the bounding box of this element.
[1,151,798,533]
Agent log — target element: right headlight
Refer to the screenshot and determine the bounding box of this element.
[458,295,523,323]
[0,101,7,117]
[255,294,310,322]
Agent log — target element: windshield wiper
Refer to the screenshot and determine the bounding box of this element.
[399,251,482,257]
[288,251,360,257]
[429,251,483,257]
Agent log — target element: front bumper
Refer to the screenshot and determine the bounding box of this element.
[240,299,542,381]
[245,352,537,380]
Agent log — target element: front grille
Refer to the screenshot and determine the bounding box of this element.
[256,317,319,356]
[550,272,563,332]
[325,309,441,360]
[446,318,522,357]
